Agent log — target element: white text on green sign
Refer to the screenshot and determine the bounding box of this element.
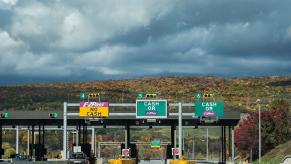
[195,93,202,99]
[194,101,224,117]
[136,100,167,119]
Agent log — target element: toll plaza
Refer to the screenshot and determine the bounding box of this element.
[0,100,240,163]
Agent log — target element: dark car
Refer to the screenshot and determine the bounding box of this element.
[68,152,89,164]
[10,154,32,162]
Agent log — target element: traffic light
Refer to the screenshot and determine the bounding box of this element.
[145,93,156,98]
[203,93,213,98]
[88,93,99,98]
[129,144,137,158]
[49,112,58,118]
[0,112,8,118]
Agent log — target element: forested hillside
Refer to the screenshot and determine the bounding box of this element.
[1,76,291,112]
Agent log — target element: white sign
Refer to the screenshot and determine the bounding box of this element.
[122,148,130,157]
[172,148,179,156]
[73,146,82,153]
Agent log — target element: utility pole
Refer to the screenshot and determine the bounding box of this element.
[178,102,182,158]
[257,99,261,164]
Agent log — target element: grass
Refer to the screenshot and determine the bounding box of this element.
[252,139,291,164]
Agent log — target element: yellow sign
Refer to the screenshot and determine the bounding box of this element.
[79,102,109,117]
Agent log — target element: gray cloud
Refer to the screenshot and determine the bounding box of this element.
[0,0,290,84]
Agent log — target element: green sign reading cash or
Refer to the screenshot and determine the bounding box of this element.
[136,100,167,118]
[195,101,224,117]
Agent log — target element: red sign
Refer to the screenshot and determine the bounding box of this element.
[172,148,179,156]
[122,149,130,157]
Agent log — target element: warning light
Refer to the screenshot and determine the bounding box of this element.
[145,94,157,98]
[49,112,58,118]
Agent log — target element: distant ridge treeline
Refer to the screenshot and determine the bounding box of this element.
[0,76,290,112]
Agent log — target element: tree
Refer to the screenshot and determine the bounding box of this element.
[234,108,289,160]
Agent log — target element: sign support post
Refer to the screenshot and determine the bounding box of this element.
[63,102,67,160]
[206,128,209,161]
[16,126,19,154]
[232,126,234,161]
[91,127,95,155]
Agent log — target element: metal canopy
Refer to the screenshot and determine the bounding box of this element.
[0,102,240,126]
[0,111,240,126]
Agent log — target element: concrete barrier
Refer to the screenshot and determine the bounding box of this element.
[96,158,103,164]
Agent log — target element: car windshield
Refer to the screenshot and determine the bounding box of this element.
[71,153,85,159]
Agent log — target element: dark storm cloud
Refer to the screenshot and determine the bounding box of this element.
[0,0,290,84]
[108,0,291,62]
[0,10,13,28]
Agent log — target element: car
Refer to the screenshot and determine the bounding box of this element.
[68,152,89,164]
[10,154,32,162]
[280,155,291,164]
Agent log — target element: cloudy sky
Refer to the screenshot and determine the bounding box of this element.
[0,0,290,84]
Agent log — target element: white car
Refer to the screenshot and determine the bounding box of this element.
[280,155,291,164]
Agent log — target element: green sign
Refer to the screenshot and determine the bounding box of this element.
[80,93,87,99]
[136,100,167,118]
[137,93,144,99]
[151,140,161,149]
[1,112,9,118]
[194,101,224,117]
[195,92,202,99]
[53,112,58,118]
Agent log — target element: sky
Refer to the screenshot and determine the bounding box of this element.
[0,0,291,84]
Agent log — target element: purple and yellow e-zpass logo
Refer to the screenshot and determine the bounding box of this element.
[79,102,109,117]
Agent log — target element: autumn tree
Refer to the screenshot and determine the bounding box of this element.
[234,104,290,160]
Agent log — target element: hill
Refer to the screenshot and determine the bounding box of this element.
[0,76,291,112]
[254,139,291,164]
